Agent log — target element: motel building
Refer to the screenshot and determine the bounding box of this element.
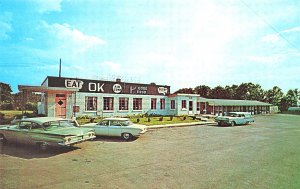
[18,76,274,119]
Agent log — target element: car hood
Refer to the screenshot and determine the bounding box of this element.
[82,123,98,127]
[216,116,234,120]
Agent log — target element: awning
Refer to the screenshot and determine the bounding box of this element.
[18,85,79,94]
[198,97,272,106]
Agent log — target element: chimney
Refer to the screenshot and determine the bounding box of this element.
[116,78,121,82]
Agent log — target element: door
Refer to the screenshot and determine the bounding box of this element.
[94,120,109,136]
[15,121,32,144]
[55,94,66,118]
[108,120,122,136]
[188,101,193,115]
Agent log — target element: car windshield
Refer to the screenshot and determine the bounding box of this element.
[43,120,75,130]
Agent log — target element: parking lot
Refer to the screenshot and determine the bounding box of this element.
[0,114,299,189]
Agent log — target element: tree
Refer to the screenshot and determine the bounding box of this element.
[210,86,227,99]
[174,88,194,94]
[285,89,299,107]
[0,82,13,110]
[224,85,238,99]
[194,85,211,98]
[235,83,264,100]
[264,86,284,106]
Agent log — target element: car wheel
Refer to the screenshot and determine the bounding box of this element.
[38,142,48,151]
[0,134,6,143]
[246,121,250,125]
[230,122,235,127]
[121,133,132,141]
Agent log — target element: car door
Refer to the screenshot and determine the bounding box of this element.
[94,120,109,136]
[108,120,122,137]
[15,121,33,144]
[27,122,47,145]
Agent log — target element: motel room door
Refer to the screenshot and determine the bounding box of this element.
[55,94,67,118]
[188,101,193,115]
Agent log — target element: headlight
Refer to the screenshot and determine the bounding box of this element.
[64,137,72,143]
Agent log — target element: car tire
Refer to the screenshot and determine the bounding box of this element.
[230,122,235,127]
[38,142,48,151]
[246,121,250,125]
[121,133,132,141]
[0,134,7,143]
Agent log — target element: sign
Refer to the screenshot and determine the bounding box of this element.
[88,82,105,92]
[65,79,84,89]
[130,86,148,94]
[58,100,64,106]
[73,106,80,113]
[113,84,122,93]
[47,76,170,96]
[158,87,168,95]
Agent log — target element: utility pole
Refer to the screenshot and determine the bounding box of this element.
[0,85,2,103]
[59,58,62,77]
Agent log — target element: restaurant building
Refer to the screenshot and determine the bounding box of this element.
[19,76,274,118]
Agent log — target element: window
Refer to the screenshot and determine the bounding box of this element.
[171,100,175,110]
[151,98,157,110]
[103,97,114,111]
[119,97,129,110]
[197,102,200,111]
[182,100,187,109]
[133,98,142,110]
[160,99,165,110]
[85,97,97,111]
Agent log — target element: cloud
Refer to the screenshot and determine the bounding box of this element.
[145,19,167,28]
[0,12,13,40]
[262,34,280,44]
[261,26,300,44]
[42,21,106,53]
[102,61,121,74]
[247,54,285,65]
[283,26,300,33]
[31,0,63,13]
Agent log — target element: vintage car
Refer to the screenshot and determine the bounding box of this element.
[0,117,96,150]
[215,112,254,126]
[82,118,147,140]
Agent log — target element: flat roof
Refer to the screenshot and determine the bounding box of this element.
[199,97,272,106]
[18,85,78,93]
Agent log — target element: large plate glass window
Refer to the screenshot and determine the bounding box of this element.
[151,98,157,110]
[133,98,142,110]
[103,97,114,111]
[85,96,97,111]
[171,100,175,109]
[119,97,129,110]
[160,99,165,110]
[182,100,187,109]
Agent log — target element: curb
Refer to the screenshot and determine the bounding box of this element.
[146,121,216,129]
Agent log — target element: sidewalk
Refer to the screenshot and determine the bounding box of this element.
[147,121,216,129]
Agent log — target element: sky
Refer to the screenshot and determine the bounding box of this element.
[0,0,299,93]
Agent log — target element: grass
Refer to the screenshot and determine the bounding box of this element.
[0,110,211,126]
[76,116,208,126]
[130,116,205,126]
[0,110,34,124]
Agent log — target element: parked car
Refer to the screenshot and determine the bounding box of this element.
[215,112,254,126]
[0,117,96,150]
[82,118,147,140]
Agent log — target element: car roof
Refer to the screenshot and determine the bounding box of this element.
[103,118,130,121]
[228,112,251,114]
[20,117,67,124]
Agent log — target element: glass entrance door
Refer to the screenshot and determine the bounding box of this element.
[188,101,193,115]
